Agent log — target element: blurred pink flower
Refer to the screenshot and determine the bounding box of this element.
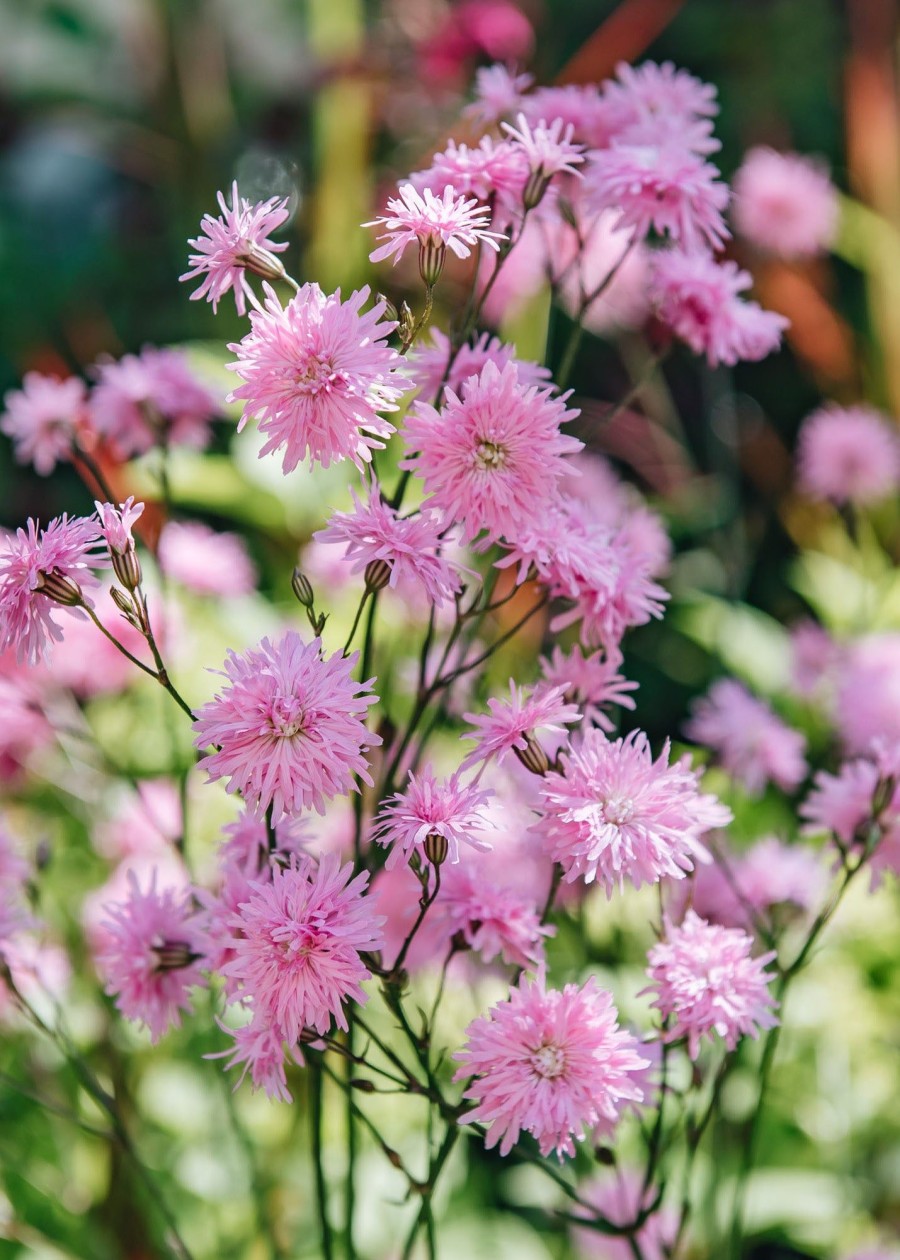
[788,620,840,699]
[540,644,637,732]
[733,147,839,259]
[464,64,533,125]
[194,631,380,822]
[795,405,900,506]
[835,635,900,752]
[455,972,648,1159]
[407,329,550,404]
[598,60,719,155]
[644,911,778,1058]
[158,521,257,597]
[1,373,89,475]
[209,1017,298,1102]
[227,283,404,473]
[411,136,529,206]
[91,347,219,458]
[685,679,807,795]
[571,1168,678,1260]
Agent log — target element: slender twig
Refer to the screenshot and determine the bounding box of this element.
[73,446,117,504]
[309,1062,335,1260]
[391,865,442,978]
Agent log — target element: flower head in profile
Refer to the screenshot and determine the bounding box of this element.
[0,514,105,665]
[501,113,585,205]
[97,869,208,1044]
[223,854,384,1040]
[401,360,582,546]
[643,911,778,1058]
[795,405,900,507]
[684,679,807,796]
[587,143,729,252]
[651,250,788,367]
[193,631,381,821]
[1,373,89,475]
[181,180,291,315]
[464,64,534,124]
[227,283,404,473]
[209,1017,298,1102]
[454,972,648,1160]
[90,347,219,458]
[540,644,637,732]
[95,497,144,557]
[536,728,730,892]
[733,147,839,259]
[371,766,494,869]
[461,680,581,774]
[314,486,462,607]
[365,184,505,284]
[158,521,257,597]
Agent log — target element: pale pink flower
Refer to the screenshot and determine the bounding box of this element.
[371,766,493,869]
[536,728,730,892]
[194,631,381,822]
[95,779,182,861]
[0,514,105,666]
[464,64,534,124]
[209,1017,298,1102]
[735,837,827,920]
[461,681,581,772]
[540,645,637,732]
[650,250,788,366]
[454,972,648,1160]
[1,373,89,475]
[406,328,550,404]
[97,869,208,1043]
[644,911,778,1058]
[90,347,219,458]
[571,1168,678,1260]
[223,854,383,1039]
[95,497,144,557]
[587,144,729,252]
[438,863,551,967]
[800,758,881,846]
[313,487,461,608]
[158,521,257,597]
[788,620,839,699]
[227,283,404,473]
[217,806,314,878]
[685,679,807,795]
[0,666,54,780]
[795,405,900,506]
[549,208,652,336]
[835,635,900,753]
[180,180,290,315]
[501,113,585,204]
[598,60,719,155]
[401,360,582,545]
[412,136,529,206]
[733,147,839,259]
[365,183,505,272]
[83,851,190,956]
[520,85,613,147]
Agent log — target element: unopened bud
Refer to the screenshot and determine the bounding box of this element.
[513,731,550,776]
[36,568,84,607]
[522,168,551,211]
[872,775,896,820]
[112,548,142,592]
[235,243,287,283]
[557,196,578,230]
[376,293,399,324]
[418,234,446,287]
[291,567,315,608]
[349,1078,376,1093]
[110,587,134,615]
[398,301,416,344]
[152,940,198,971]
[424,830,449,866]
[364,558,392,593]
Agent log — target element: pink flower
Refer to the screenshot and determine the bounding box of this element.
[407,328,550,404]
[209,1018,298,1102]
[536,728,730,892]
[789,620,839,699]
[501,113,585,204]
[549,207,652,336]
[226,283,404,473]
[193,631,381,821]
[90,347,219,458]
[464,64,534,124]
[95,779,183,861]
[540,645,637,732]
[313,486,462,607]
[401,360,582,546]
[1,373,89,475]
[650,250,788,367]
[684,838,826,931]
[365,184,505,281]
[158,521,257,597]
[217,806,314,878]
[412,136,529,206]
[0,665,54,781]
[800,758,880,846]
[0,514,105,665]
[520,85,614,148]
[685,679,807,795]
[643,911,778,1059]
[223,854,383,1039]
[598,60,720,155]
[97,869,207,1043]
[587,144,729,252]
[571,1168,678,1260]
[437,863,552,967]
[733,147,839,259]
[180,180,290,315]
[835,635,900,753]
[461,680,581,773]
[454,972,648,1160]
[371,766,493,869]
[95,497,144,557]
[795,405,900,506]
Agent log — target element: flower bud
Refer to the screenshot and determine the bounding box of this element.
[112,548,142,592]
[36,568,84,607]
[424,830,449,866]
[872,774,896,821]
[235,243,287,283]
[513,731,550,776]
[291,567,315,608]
[418,233,446,287]
[364,558,392,593]
[522,168,552,211]
[376,293,399,324]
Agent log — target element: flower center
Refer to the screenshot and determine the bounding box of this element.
[475,439,508,470]
[294,352,336,396]
[270,694,306,739]
[532,1042,566,1079]
[603,795,635,826]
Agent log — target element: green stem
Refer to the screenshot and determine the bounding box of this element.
[309,1062,335,1260]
